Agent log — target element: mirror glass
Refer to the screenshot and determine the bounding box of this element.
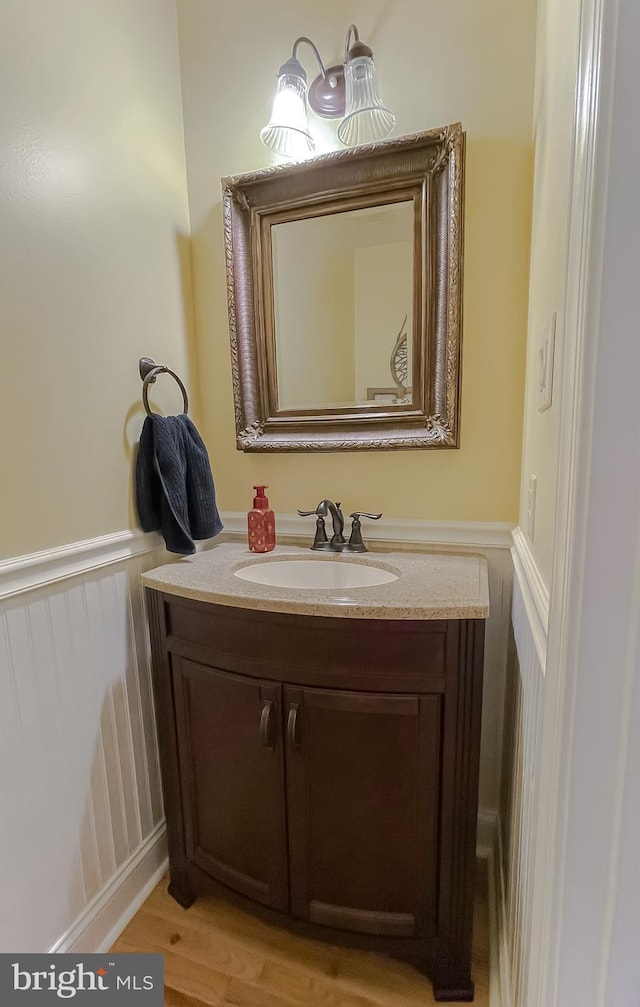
[271,201,414,412]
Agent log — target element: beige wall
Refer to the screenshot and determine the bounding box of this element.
[177,0,536,521]
[519,0,582,586]
[0,0,193,559]
[273,215,355,408]
[355,240,413,401]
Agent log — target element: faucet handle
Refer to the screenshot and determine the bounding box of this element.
[297,508,329,549]
[297,501,330,517]
[348,511,382,552]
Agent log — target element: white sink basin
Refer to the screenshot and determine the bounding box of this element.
[234,559,399,590]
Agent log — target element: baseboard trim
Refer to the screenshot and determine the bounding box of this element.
[220,512,514,550]
[50,823,168,954]
[478,811,512,1007]
[511,526,549,669]
[0,530,163,601]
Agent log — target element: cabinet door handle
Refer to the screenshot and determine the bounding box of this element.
[260,700,275,750]
[287,704,300,750]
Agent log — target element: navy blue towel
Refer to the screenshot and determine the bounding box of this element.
[135,414,223,555]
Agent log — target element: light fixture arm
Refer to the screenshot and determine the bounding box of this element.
[343,23,373,60]
[291,36,328,79]
[344,24,359,58]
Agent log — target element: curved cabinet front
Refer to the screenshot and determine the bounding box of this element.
[285,685,440,939]
[146,591,485,1003]
[172,659,288,912]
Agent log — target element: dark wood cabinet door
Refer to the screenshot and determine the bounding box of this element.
[172,657,288,911]
[285,686,441,938]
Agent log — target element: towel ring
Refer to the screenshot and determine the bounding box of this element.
[139,359,189,417]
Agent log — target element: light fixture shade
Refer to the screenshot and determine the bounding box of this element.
[337,55,395,147]
[260,72,315,160]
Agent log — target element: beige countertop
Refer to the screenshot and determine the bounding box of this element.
[142,542,489,621]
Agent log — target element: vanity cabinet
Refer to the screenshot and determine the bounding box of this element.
[146,590,485,1002]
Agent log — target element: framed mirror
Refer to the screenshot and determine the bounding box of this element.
[222,123,465,451]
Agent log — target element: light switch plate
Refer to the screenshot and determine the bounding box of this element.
[537,313,556,412]
[527,475,537,542]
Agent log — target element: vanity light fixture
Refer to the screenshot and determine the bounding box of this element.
[260,25,395,159]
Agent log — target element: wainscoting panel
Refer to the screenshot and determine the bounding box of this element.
[0,533,166,952]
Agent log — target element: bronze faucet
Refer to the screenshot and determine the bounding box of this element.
[297,500,381,553]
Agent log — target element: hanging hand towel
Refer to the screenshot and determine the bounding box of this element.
[135,414,223,555]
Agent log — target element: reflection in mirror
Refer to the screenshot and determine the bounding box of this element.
[272,202,414,412]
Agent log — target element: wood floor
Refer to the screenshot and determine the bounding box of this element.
[111,862,490,1006]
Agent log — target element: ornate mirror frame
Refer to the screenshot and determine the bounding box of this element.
[222,123,465,452]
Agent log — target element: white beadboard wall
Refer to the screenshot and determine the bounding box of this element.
[0,518,514,954]
[501,528,548,1007]
[0,533,167,953]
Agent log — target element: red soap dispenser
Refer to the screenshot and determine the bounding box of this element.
[247,485,276,553]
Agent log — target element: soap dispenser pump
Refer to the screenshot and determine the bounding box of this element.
[247,485,276,553]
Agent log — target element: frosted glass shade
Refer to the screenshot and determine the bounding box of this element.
[337,55,395,147]
[260,74,315,160]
